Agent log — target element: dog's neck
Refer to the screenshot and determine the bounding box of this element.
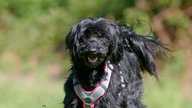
[74,62,106,91]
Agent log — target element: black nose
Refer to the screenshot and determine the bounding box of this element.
[88,46,97,54]
[88,41,98,53]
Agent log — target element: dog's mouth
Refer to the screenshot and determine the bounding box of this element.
[88,54,98,63]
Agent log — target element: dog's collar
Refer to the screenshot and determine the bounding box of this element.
[73,61,113,108]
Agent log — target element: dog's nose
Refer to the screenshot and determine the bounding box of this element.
[88,44,98,54]
[88,45,97,53]
[88,43,97,52]
[89,48,97,54]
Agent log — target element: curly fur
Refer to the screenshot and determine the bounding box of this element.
[63,18,167,108]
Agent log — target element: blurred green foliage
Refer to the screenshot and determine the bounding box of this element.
[0,0,192,108]
[0,0,188,58]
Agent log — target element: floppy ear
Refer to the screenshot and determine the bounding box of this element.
[109,39,123,64]
[127,33,168,79]
[65,24,80,50]
[108,25,124,64]
[65,24,80,62]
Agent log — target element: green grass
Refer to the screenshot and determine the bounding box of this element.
[0,48,190,108]
[0,72,64,108]
[142,50,192,108]
[143,75,192,108]
[1,72,192,108]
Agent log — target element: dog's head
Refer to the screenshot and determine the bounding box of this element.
[66,18,123,68]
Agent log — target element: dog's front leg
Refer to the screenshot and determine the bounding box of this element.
[125,100,145,108]
[64,99,79,108]
[64,89,80,108]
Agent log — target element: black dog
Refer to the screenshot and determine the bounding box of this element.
[63,18,167,108]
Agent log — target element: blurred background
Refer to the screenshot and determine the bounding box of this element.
[0,0,192,108]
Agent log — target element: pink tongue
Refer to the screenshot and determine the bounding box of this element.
[89,54,97,60]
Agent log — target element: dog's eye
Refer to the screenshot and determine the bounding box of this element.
[79,38,84,43]
[99,34,109,40]
[79,36,88,44]
[81,34,90,39]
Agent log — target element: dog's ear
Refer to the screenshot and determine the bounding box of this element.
[128,33,168,79]
[65,24,80,61]
[109,40,123,64]
[108,25,124,64]
[65,24,80,50]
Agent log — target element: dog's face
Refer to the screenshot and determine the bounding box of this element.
[77,27,110,67]
[66,18,123,68]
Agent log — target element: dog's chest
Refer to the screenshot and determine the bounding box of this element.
[72,62,127,108]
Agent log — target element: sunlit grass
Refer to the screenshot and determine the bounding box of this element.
[1,72,192,108]
[143,76,192,108]
[0,49,190,108]
[0,70,64,108]
[143,50,192,108]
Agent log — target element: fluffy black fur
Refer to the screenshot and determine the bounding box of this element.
[64,18,167,108]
